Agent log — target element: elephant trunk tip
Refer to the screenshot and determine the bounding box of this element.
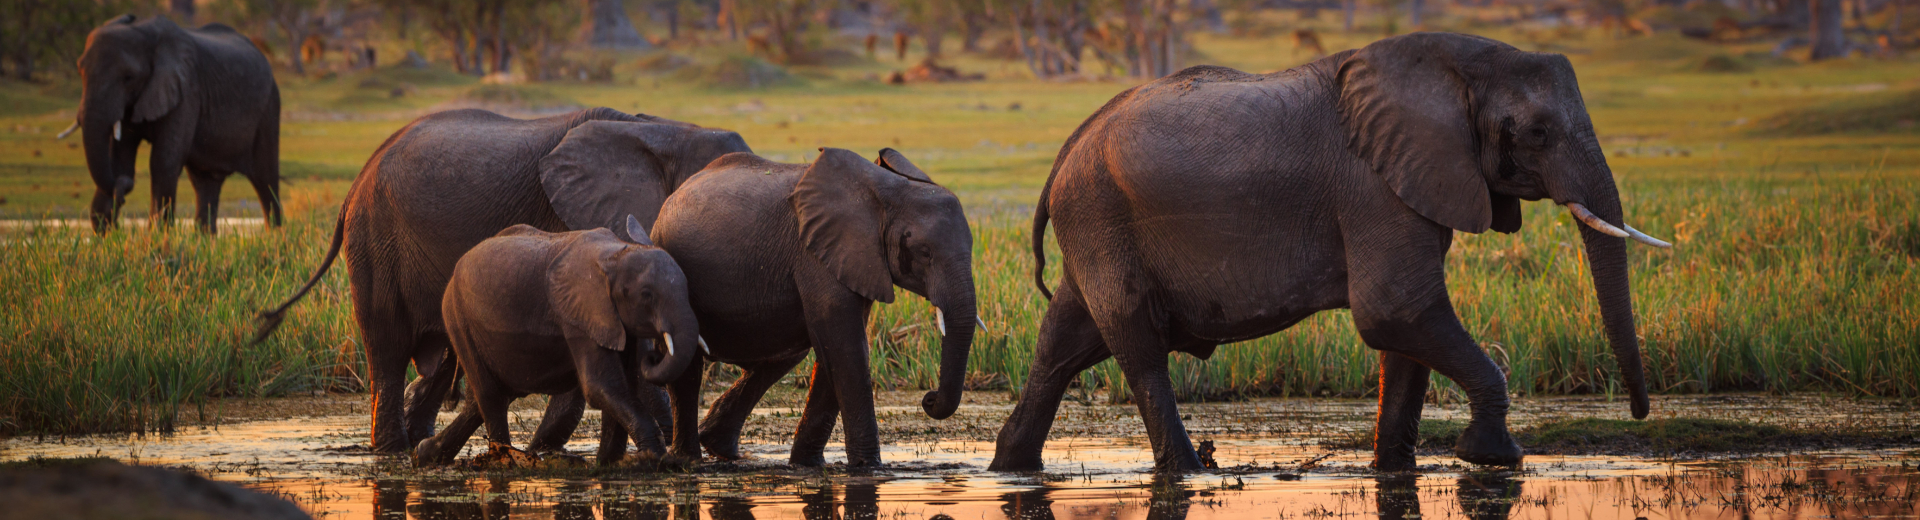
[921,389,960,420]
[1630,393,1649,420]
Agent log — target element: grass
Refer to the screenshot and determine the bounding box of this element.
[3,15,1919,435]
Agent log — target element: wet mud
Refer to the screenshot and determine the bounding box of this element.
[3,392,1916,519]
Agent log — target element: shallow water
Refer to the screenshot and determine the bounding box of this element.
[8,416,1919,519]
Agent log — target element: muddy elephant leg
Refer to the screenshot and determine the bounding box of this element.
[527,389,586,453]
[666,358,704,460]
[597,406,628,466]
[414,398,484,465]
[789,359,840,467]
[699,354,808,460]
[404,334,458,447]
[1373,351,1432,471]
[353,283,416,454]
[578,349,666,456]
[185,167,224,235]
[1350,231,1518,467]
[990,280,1111,472]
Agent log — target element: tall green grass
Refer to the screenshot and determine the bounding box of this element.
[0,190,360,435]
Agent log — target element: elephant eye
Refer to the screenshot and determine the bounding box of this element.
[640,288,655,301]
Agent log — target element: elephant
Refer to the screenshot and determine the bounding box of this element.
[413,219,700,466]
[66,15,282,234]
[254,107,749,454]
[648,148,976,468]
[988,32,1671,473]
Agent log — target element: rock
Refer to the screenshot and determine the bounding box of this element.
[0,459,313,520]
[402,50,429,69]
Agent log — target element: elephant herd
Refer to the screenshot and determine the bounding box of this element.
[77,13,1672,473]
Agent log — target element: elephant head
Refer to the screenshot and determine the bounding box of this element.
[1337,32,1670,419]
[790,148,976,420]
[75,15,189,232]
[552,216,701,385]
[538,120,751,232]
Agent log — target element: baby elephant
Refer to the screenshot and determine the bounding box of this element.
[414,218,700,466]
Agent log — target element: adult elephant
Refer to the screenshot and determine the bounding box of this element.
[66,15,282,234]
[254,107,749,453]
[989,33,1671,473]
[651,148,976,468]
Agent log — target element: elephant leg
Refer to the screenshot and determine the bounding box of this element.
[185,168,224,234]
[353,288,417,454]
[666,358,704,460]
[403,333,458,447]
[1373,351,1431,471]
[466,366,516,448]
[699,354,808,460]
[414,398,483,466]
[1350,232,1518,467]
[248,110,282,228]
[597,403,628,466]
[789,359,840,468]
[579,350,666,456]
[527,389,586,454]
[990,280,1110,472]
[146,138,189,229]
[634,382,672,444]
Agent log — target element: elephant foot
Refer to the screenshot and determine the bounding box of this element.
[789,451,826,468]
[1369,452,1419,473]
[1454,421,1523,467]
[987,453,1045,472]
[1153,453,1207,474]
[474,442,539,469]
[698,429,743,461]
[412,437,454,467]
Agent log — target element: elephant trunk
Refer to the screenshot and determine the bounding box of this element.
[80,95,127,233]
[638,328,700,385]
[1571,186,1651,419]
[922,264,976,420]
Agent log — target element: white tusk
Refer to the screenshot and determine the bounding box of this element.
[699,336,711,355]
[1566,203,1629,238]
[1624,224,1673,248]
[977,318,988,331]
[56,122,79,140]
[662,335,676,357]
[935,308,945,337]
[113,121,121,141]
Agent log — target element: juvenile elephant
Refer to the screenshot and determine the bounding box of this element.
[68,15,282,234]
[413,220,699,466]
[990,33,1671,473]
[256,107,748,453]
[650,148,976,468]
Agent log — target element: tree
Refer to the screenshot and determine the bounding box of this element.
[1809,0,1847,59]
[0,0,135,81]
[583,0,651,48]
[172,0,197,23]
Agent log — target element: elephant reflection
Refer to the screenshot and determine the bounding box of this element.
[1376,473,1524,520]
[1002,476,1195,520]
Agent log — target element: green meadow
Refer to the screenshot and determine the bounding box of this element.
[3,21,1917,435]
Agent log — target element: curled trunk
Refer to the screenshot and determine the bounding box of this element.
[639,331,700,385]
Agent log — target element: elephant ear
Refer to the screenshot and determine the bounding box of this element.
[550,232,627,351]
[791,148,896,303]
[133,19,195,123]
[874,148,934,183]
[538,121,683,232]
[1338,33,1505,234]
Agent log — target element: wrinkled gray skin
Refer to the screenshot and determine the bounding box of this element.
[414,222,699,466]
[651,148,976,468]
[254,107,749,454]
[76,15,282,234]
[991,32,1656,473]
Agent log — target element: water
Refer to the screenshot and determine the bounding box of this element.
[4,396,1917,519]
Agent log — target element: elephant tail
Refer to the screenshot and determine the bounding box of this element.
[1031,182,1054,301]
[250,207,347,346]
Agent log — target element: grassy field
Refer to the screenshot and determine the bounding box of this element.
[3,18,1918,435]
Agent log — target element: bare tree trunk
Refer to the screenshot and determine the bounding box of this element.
[1344,0,1356,31]
[1012,2,1042,78]
[719,0,740,40]
[1410,0,1424,27]
[584,0,652,48]
[1810,0,1847,58]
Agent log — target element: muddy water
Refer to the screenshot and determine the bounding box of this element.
[4,395,1917,519]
